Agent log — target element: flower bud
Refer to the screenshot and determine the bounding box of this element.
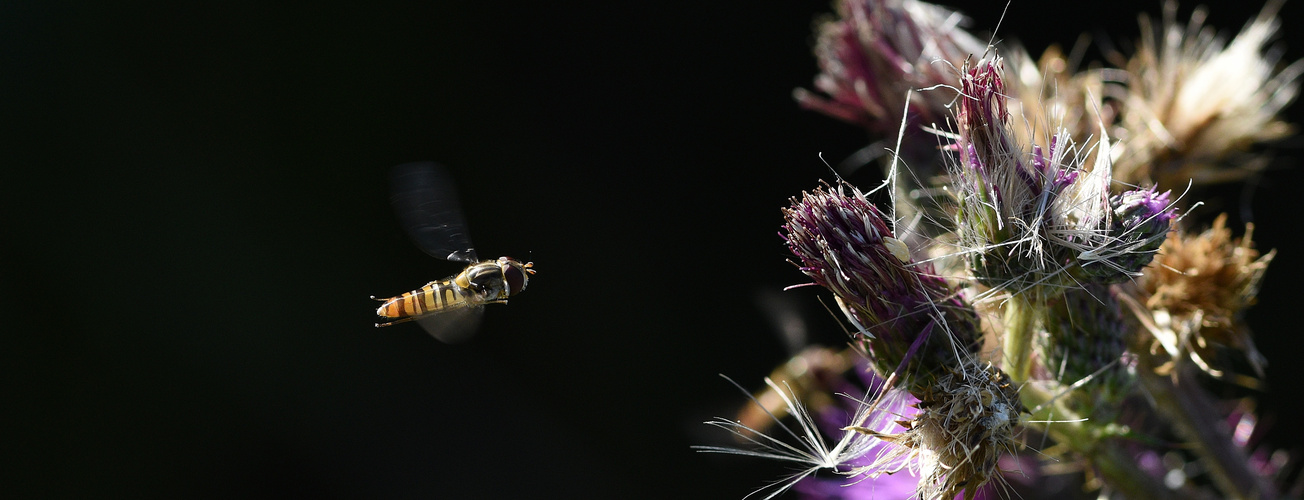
[1038,285,1134,415]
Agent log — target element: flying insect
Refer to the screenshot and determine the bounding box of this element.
[372,162,534,342]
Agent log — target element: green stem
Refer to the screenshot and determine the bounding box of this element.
[1005,292,1178,499]
[1001,295,1038,382]
[1020,384,1181,500]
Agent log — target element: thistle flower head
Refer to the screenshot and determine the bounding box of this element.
[782,182,981,394]
[1113,1,1303,191]
[1037,285,1135,416]
[1077,187,1177,284]
[849,360,1023,500]
[794,0,985,136]
[1133,214,1274,378]
[950,55,1117,295]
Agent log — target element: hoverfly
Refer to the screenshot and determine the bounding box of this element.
[372,162,535,342]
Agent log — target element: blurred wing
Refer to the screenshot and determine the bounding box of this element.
[389,161,478,263]
[413,306,485,343]
[754,288,809,355]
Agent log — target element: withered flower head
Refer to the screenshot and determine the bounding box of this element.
[1135,214,1274,378]
[782,182,981,394]
[1113,1,1302,192]
[849,360,1023,500]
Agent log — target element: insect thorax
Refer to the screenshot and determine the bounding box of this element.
[458,261,510,300]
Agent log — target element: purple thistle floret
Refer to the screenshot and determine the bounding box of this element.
[782,183,981,395]
[1113,188,1174,240]
[961,60,1008,133]
[1078,187,1176,283]
[957,60,1015,177]
[957,58,1090,208]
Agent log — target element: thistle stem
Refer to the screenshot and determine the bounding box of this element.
[1093,442,1190,500]
[1137,361,1278,500]
[1020,384,1181,500]
[1001,295,1038,382]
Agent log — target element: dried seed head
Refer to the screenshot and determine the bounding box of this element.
[782,182,981,394]
[1113,1,1302,192]
[850,360,1023,500]
[1135,214,1274,377]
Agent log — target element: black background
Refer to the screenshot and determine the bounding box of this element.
[4,1,1303,498]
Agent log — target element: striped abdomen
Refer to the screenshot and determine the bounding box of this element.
[375,279,473,322]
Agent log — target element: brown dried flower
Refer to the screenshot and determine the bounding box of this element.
[849,359,1023,500]
[1131,214,1275,378]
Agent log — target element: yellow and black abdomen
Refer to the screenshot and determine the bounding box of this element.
[375,279,473,323]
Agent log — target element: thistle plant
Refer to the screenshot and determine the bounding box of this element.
[698,1,1300,499]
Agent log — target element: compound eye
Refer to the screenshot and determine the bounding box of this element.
[503,264,527,295]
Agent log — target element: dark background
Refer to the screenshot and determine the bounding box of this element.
[3,1,1302,498]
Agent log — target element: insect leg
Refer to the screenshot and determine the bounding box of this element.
[375,317,417,328]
